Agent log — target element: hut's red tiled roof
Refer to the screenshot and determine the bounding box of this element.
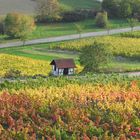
[50,59,76,69]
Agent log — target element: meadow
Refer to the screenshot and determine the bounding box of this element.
[1,19,140,44]
[0,0,101,15]
[0,76,140,139]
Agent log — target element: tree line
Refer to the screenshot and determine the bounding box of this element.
[102,0,140,19]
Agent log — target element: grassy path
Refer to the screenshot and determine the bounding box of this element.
[1,26,140,48]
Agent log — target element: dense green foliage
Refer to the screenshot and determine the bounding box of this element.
[95,11,108,28]
[35,0,61,22]
[121,31,140,38]
[127,18,138,31]
[0,74,139,91]
[0,18,140,43]
[0,18,4,35]
[102,0,140,18]
[4,13,36,42]
[79,43,112,72]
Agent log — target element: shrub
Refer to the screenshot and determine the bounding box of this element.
[36,14,62,23]
[127,18,138,31]
[36,9,97,23]
[4,13,36,42]
[79,42,112,72]
[102,0,140,19]
[102,0,120,18]
[120,31,140,38]
[120,0,132,18]
[62,10,86,22]
[4,69,22,78]
[0,18,4,35]
[95,11,108,28]
[35,0,61,23]
[62,9,97,22]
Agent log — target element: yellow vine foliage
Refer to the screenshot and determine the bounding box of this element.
[53,36,140,57]
[0,54,82,76]
[0,54,51,76]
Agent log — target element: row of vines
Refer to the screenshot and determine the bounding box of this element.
[50,36,140,58]
[0,77,140,139]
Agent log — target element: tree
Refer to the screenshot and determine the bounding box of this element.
[102,0,140,19]
[120,0,132,18]
[106,21,111,35]
[79,42,112,72]
[127,18,138,31]
[35,0,60,22]
[102,0,120,18]
[74,23,82,38]
[5,13,36,45]
[0,18,5,35]
[95,11,108,28]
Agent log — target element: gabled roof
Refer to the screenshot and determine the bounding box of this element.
[50,59,76,69]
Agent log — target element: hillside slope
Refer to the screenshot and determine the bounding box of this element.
[0,0,101,15]
[0,0,36,15]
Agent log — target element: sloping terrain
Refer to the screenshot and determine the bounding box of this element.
[0,0,101,15]
[0,0,36,15]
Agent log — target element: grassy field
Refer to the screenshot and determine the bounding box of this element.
[0,19,139,43]
[29,19,136,39]
[60,0,101,10]
[0,0,101,15]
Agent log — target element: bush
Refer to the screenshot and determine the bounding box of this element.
[134,13,140,21]
[95,11,108,28]
[102,0,120,18]
[35,0,61,23]
[62,9,97,22]
[102,0,140,19]
[4,13,36,40]
[0,18,4,35]
[36,9,97,23]
[4,69,22,78]
[119,0,132,18]
[62,11,85,22]
[36,15,62,23]
[79,42,112,72]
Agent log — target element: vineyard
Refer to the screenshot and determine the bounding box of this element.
[0,54,51,77]
[0,54,83,77]
[0,76,140,139]
[50,36,140,58]
[121,31,140,38]
[0,0,140,139]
